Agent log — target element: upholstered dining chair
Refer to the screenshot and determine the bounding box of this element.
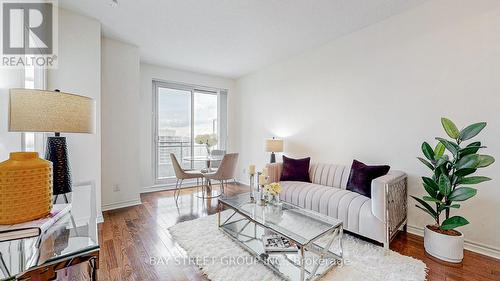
[203,153,239,195]
[209,149,226,170]
[170,153,204,200]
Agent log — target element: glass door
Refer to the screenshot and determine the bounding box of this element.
[193,90,219,171]
[153,82,226,185]
[155,86,192,181]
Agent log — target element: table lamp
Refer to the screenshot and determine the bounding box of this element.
[265,137,284,163]
[8,89,95,199]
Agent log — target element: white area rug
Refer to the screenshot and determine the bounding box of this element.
[168,211,427,281]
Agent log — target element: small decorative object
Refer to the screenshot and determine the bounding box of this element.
[248,165,256,202]
[248,164,256,175]
[195,134,218,155]
[258,174,267,185]
[262,167,268,177]
[262,234,297,252]
[264,182,282,206]
[0,152,53,224]
[265,137,283,163]
[257,172,268,205]
[9,89,95,199]
[413,117,494,263]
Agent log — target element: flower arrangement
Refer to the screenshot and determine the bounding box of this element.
[195,134,218,154]
[264,182,282,196]
[264,182,282,205]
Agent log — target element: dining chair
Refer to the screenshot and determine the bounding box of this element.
[203,153,239,195]
[209,149,226,170]
[170,154,204,200]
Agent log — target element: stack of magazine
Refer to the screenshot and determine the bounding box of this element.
[262,234,298,253]
[0,204,71,242]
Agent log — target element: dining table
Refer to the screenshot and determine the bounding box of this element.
[182,155,224,198]
[182,155,223,172]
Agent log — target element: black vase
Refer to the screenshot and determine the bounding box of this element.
[45,136,72,195]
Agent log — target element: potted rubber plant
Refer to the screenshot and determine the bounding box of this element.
[413,118,494,263]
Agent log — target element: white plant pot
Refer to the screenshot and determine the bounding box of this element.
[424,225,464,263]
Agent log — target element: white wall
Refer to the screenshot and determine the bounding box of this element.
[234,0,500,257]
[101,37,141,210]
[0,69,23,160]
[139,63,236,190]
[47,8,102,221]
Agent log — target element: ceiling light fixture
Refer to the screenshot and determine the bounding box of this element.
[108,0,118,7]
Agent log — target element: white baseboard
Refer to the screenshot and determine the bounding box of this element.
[141,184,176,194]
[101,198,142,211]
[97,213,104,224]
[407,225,500,259]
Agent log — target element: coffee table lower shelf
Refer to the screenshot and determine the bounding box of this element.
[218,207,343,281]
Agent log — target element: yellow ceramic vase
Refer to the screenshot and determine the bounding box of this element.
[0,152,53,224]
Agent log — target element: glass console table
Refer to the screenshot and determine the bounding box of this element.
[0,183,99,280]
[218,193,343,281]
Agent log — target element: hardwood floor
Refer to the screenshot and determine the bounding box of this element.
[94,184,500,281]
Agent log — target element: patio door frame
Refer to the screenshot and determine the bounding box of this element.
[152,80,225,187]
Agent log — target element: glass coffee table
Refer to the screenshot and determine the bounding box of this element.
[218,193,343,281]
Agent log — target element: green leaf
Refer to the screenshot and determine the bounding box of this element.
[436,137,459,156]
[423,177,439,190]
[434,142,446,158]
[423,184,437,197]
[457,176,491,185]
[467,141,482,148]
[422,142,435,161]
[456,154,480,170]
[441,216,469,230]
[423,196,444,203]
[477,155,495,168]
[435,155,449,168]
[449,187,477,201]
[438,203,460,212]
[459,142,484,156]
[459,122,487,141]
[441,118,460,139]
[422,177,439,197]
[455,168,476,177]
[417,157,434,171]
[438,174,451,196]
[411,196,438,218]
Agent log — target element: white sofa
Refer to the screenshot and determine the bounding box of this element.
[266,162,408,248]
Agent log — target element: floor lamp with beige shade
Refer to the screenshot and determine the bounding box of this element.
[8,88,95,204]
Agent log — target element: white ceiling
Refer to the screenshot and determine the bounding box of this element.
[59,0,427,78]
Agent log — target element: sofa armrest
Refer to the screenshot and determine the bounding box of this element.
[371,170,407,225]
[266,163,283,183]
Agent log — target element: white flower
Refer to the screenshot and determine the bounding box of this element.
[195,134,218,147]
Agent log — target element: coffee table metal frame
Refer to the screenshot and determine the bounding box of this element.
[218,196,343,281]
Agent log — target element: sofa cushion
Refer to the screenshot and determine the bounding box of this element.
[280,156,311,182]
[346,160,390,198]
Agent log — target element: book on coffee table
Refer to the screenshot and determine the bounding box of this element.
[0,204,71,242]
[262,234,299,253]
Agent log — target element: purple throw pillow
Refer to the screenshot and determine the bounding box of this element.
[280,156,311,182]
[346,160,390,198]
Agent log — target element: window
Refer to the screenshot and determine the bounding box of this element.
[153,81,228,185]
[22,59,46,153]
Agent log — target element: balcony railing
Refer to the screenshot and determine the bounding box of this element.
[156,140,212,180]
